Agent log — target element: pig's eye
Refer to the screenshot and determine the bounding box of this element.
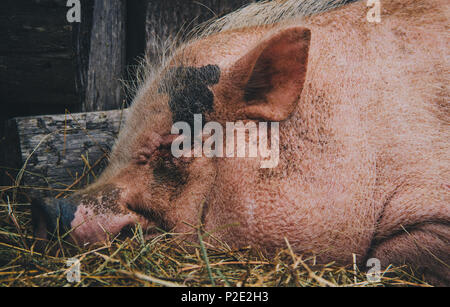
[134,138,177,165]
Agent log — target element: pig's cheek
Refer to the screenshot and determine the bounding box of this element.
[166,158,216,228]
[116,168,152,203]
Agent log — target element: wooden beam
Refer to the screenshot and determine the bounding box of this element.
[2,109,128,199]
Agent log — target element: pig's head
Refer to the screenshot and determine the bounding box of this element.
[32,26,316,247]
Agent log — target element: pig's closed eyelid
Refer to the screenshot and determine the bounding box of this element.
[134,157,152,167]
[157,142,173,151]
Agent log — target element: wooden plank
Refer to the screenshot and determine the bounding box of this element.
[3,109,128,199]
[0,0,79,113]
[84,0,127,112]
[73,0,95,109]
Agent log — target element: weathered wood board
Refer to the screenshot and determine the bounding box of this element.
[4,109,128,199]
[0,0,79,114]
[84,0,127,112]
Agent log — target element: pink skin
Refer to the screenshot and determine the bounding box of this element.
[41,0,448,284]
[70,204,150,245]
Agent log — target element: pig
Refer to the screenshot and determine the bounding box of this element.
[32,0,449,285]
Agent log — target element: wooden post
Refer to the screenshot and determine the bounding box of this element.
[73,0,95,110]
[83,0,127,112]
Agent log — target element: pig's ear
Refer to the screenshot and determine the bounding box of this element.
[232,27,311,121]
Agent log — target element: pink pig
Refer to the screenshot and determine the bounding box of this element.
[32,0,449,284]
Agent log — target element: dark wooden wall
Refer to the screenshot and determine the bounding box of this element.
[1,0,81,189]
[0,0,80,120]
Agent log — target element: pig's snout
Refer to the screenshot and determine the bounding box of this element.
[31,188,158,246]
[31,197,78,241]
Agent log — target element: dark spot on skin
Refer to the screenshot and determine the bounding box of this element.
[152,150,188,186]
[80,184,123,215]
[159,64,221,128]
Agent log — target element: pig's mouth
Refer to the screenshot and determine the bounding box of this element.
[31,197,170,246]
[123,204,171,236]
